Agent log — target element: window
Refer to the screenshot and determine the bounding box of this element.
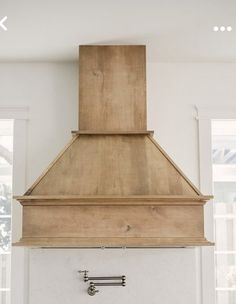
[0,120,13,304]
[212,120,236,304]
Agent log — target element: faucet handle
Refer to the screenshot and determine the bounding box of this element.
[88,282,99,296]
[78,270,88,274]
[78,270,89,281]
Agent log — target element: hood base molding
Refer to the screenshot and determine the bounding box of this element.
[14,202,212,248]
[14,237,213,248]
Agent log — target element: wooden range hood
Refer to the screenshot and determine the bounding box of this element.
[14,45,213,248]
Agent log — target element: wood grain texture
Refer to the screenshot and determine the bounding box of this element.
[28,135,199,196]
[22,205,204,238]
[79,45,146,131]
[24,135,79,195]
[14,45,213,248]
[148,135,202,195]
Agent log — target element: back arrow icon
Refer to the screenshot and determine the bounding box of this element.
[0,16,8,31]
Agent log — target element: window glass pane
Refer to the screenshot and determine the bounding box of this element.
[0,219,11,253]
[216,254,236,288]
[0,120,13,304]
[214,217,236,251]
[217,291,236,304]
[214,182,236,205]
[212,120,236,304]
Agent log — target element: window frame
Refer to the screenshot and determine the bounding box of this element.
[197,105,236,304]
[0,106,29,304]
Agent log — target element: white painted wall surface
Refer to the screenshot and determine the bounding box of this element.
[29,248,197,304]
[1,62,236,303]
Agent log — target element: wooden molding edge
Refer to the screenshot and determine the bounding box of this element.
[147,135,203,196]
[14,195,213,205]
[13,237,214,248]
[24,135,79,195]
[71,130,154,135]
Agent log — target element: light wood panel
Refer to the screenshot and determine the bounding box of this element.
[79,45,146,131]
[27,135,199,196]
[14,45,213,248]
[22,205,204,238]
[24,135,79,195]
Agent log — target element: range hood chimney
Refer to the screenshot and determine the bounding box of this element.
[79,45,146,132]
[14,45,213,247]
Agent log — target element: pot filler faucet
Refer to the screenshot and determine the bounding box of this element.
[78,270,126,296]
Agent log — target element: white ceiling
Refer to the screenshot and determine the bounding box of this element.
[1,0,236,62]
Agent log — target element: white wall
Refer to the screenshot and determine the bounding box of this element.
[0,62,78,187]
[1,61,236,303]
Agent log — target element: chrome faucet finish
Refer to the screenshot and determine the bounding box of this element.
[78,270,126,296]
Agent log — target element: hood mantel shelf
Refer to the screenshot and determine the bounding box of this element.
[14,45,213,248]
[15,195,212,204]
[72,130,155,135]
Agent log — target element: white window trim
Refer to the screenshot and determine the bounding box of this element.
[0,106,29,304]
[196,104,236,304]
